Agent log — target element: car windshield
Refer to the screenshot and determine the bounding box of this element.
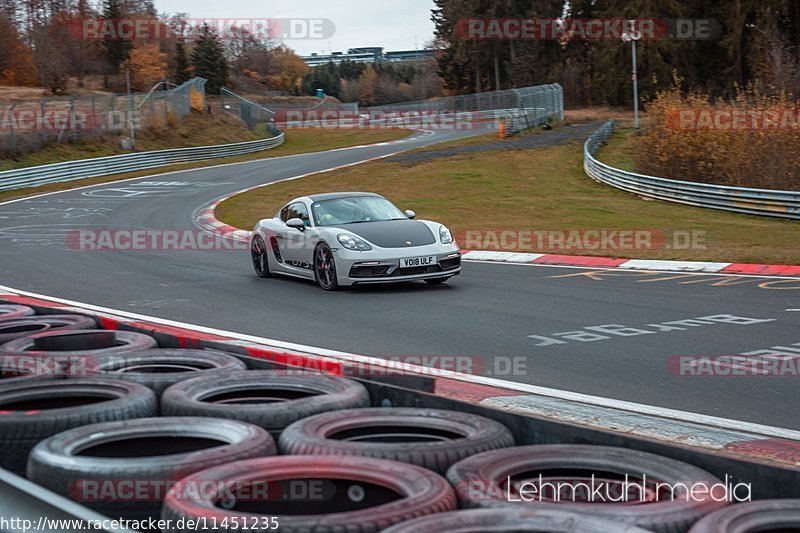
[311,197,407,226]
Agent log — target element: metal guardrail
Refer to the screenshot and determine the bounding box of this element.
[584,121,800,220]
[0,133,285,192]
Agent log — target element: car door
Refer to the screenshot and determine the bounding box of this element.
[280,201,315,274]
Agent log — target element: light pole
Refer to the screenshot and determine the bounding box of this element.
[621,20,641,130]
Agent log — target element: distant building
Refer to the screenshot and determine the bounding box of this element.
[384,50,434,62]
[302,47,433,67]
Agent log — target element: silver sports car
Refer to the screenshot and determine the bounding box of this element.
[250,192,461,290]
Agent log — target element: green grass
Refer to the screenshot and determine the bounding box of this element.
[0,128,411,203]
[597,127,639,172]
[217,133,800,265]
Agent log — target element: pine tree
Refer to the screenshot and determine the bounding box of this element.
[190,23,229,94]
[173,38,191,84]
[101,0,132,71]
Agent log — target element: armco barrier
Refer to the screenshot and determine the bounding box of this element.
[584,121,800,220]
[0,132,285,192]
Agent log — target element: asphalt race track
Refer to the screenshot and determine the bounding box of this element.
[1,129,798,430]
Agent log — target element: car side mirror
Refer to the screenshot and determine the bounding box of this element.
[404,210,416,220]
[286,218,306,231]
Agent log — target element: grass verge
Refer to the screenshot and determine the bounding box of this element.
[217,129,800,265]
[0,128,411,204]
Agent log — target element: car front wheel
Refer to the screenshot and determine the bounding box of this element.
[314,243,339,291]
[251,235,271,278]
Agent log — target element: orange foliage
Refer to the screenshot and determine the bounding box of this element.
[265,46,309,94]
[123,44,167,92]
[639,78,800,191]
[189,88,204,113]
[0,17,38,86]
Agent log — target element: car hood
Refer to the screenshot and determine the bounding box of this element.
[330,220,437,248]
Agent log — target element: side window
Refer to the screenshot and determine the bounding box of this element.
[279,205,290,222]
[286,202,311,227]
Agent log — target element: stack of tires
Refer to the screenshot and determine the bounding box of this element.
[1,305,799,532]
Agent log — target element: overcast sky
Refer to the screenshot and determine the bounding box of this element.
[155,0,437,56]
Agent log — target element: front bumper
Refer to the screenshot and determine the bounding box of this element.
[333,243,462,286]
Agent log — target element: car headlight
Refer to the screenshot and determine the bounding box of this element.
[337,233,372,251]
[439,225,453,244]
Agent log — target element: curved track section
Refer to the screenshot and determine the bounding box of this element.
[0,129,798,430]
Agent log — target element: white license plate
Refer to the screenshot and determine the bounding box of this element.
[401,255,436,268]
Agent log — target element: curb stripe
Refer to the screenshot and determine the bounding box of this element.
[458,251,799,278]
[722,264,800,276]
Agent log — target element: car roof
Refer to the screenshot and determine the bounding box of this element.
[305,192,383,202]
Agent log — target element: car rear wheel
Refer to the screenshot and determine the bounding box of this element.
[251,235,271,278]
[314,243,339,291]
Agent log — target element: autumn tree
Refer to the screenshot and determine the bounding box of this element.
[31,15,71,92]
[264,45,309,94]
[123,43,166,91]
[0,15,37,85]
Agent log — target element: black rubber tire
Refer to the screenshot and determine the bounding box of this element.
[424,277,450,285]
[688,499,800,532]
[0,329,157,357]
[28,416,276,521]
[85,349,247,397]
[0,315,98,344]
[381,508,655,532]
[251,234,272,278]
[446,444,728,533]
[0,378,157,475]
[0,305,36,320]
[279,407,514,474]
[161,455,456,532]
[314,242,340,291]
[161,370,370,436]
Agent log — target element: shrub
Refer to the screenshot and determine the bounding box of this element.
[638,80,800,191]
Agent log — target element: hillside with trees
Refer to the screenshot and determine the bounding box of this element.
[432,0,800,106]
[0,0,308,95]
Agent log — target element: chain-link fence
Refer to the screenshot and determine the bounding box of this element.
[219,88,360,130]
[219,88,275,131]
[0,78,207,159]
[367,83,564,118]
